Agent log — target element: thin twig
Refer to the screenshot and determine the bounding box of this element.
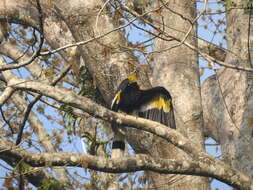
[39,1,166,56]
[40,17,140,56]
[15,64,71,145]
[120,2,253,73]
[17,1,45,189]
[160,0,193,24]
[15,0,45,146]
[95,0,112,36]
[168,0,207,49]
[0,106,14,134]
[247,7,252,67]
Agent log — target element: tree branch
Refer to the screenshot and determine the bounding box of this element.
[0,135,251,190]
[15,64,70,145]
[120,3,253,73]
[0,86,14,105]
[3,76,252,189]
[0,139,68,190]
[0,57,72,185]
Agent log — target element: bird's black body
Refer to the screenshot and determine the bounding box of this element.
[111,76,176,157]
[111,79,141,113]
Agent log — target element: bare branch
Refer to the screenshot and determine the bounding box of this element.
[0,144,68,190]
[0,136,252,190]
[0,0,44,72]
[158,0,208,51]
[3,76,253,189]
[38,8,153,56]
[0,106,14,134]
[15,64,70,146]
[120,3,253,73]
[0,58,72,185]
[0,86,14,105]
[95,0,112,35]
[0,53,39,71]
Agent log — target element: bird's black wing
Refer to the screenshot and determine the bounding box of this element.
[136,87,176,129]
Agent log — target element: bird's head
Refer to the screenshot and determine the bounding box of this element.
[111,75,139,111]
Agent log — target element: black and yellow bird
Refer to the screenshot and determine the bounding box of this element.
[111,75,176,158]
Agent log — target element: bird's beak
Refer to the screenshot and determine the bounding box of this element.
[111,90,121,110]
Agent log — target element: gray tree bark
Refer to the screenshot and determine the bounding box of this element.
[149,0,210,189]
[202,0,253,181]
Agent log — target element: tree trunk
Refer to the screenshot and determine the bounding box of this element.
[202,0,253,180]
[150,0,210,189]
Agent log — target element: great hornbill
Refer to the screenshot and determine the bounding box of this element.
[111,75,176,158]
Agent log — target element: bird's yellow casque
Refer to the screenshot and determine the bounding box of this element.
[111,75,176,158]
[127,75,137,83]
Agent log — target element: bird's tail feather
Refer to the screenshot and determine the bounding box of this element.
[112,140,125,158]
[111,130,125,158]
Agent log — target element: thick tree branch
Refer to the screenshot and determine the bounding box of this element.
[0,139,68,190]
[201,75,221,142]
[0,86,14,105]
[15,64,70,145]
[2,75,252,189]
[0,1,44,72]
[0,135,252,190]
[0,65,72,185]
